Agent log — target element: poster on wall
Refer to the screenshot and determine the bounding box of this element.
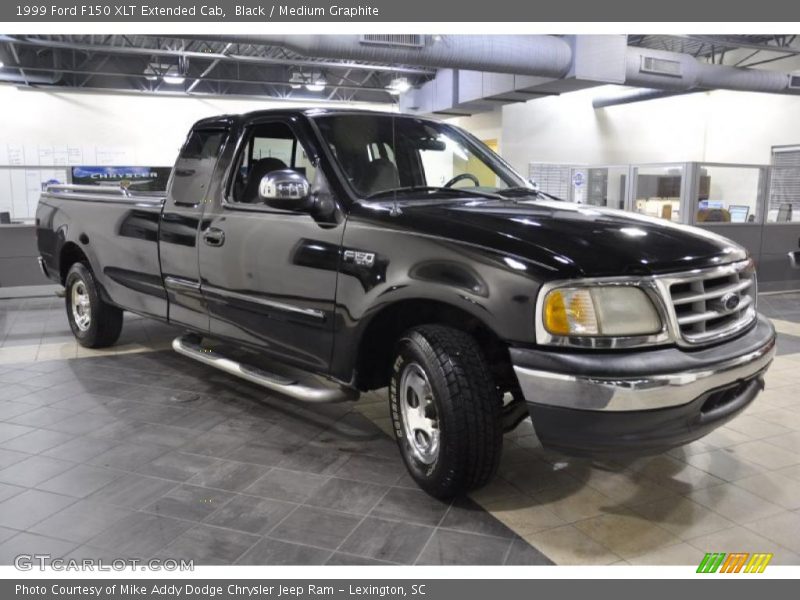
[71,166,172,192]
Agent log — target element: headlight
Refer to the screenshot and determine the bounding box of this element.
[542,285,662,338]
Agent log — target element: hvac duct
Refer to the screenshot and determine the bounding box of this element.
[186,35,574,79]
[624,48,800,95]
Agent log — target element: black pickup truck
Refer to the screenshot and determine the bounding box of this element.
[36,109,776,498]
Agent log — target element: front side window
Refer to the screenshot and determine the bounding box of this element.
[313,114,527,200]
[230,121,317,204]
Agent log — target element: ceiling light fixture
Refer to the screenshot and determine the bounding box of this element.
[305,79,326,92]
[163,67,185,85]
[387,77,411,95]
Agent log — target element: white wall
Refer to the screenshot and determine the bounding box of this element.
[448,109,503,150]
[499,85,800,172]
[0,85,389,220]
[0,85,389,166]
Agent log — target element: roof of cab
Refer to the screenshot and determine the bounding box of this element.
[191,108,434,130]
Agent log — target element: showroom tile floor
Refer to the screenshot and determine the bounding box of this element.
[0,292,799,566]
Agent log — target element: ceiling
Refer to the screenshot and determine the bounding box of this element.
[0,34,435,103]
[0,34,798,103]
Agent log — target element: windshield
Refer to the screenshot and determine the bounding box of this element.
[313,114,529,200]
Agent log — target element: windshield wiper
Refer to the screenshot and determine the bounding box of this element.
[365,186,503,201]
[498,187,564,201]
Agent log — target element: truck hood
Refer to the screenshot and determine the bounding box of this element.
[370,197,747,278]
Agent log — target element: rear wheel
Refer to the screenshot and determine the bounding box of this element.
[64,262,123,348]
[389,325,503,499]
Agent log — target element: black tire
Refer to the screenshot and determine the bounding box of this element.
[389,324,503,499]
[64,262,123,348]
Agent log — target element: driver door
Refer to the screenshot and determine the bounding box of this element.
[198,117,342,373]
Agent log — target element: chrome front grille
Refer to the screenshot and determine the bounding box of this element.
[666,261,757,345]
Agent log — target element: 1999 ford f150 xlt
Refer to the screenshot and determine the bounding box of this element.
[36,109,776,498]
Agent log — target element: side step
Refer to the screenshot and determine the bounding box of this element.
[172,334,359,403]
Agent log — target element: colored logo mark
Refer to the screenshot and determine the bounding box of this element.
[697,552,773,573]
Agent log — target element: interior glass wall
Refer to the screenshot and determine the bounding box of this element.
[694,165,765,224]
[632,165,684,222]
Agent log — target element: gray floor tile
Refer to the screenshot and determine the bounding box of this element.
[7,406,75,428]
[28,500,135,544]
[0,532,78,565]
[339,517,433,565]
[370,487,450,527]
[136,451,221,482]
[179,432,245,458]
[0,448,29,470]
[0,488,76,530]
[269,505,361,550]
[503,537,555,565]
[158,525,260,565]
[0,527,15,544]
[224,440,291,467]
[325,552,397,566]
[46,413,120,436]
[145,484,235,522]
[0,429,74,454]
[86,512,192,557]
[86,442,167,470]
[204,494,296,534]
[187,460,268,492]
[0,482,24,503]
[41,437,118,463]
[0,422,34,444]
[243,468,329,503]
[276,444,350,474]
[439,497,515,539]
[0,401,36,421]
[36,464,124,498]
[88,473,177,509]
[305,477,388,516]
[0,455,73,487]
[332,454,406,486]
[236,537,332,566]
[416,529,510,565]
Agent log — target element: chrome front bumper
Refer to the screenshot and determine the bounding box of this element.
[512,315,776,413]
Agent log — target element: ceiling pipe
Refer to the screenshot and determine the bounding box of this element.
[184,35,574,78]
[0,70,62,85]
[592,88,701,109]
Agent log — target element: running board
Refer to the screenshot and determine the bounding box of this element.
[172,334,358,403]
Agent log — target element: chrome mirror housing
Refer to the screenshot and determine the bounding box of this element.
[258,169,312,210]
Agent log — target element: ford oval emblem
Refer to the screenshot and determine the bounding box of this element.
[720,292,741,311]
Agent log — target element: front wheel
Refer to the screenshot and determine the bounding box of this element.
[389,325,503,499]
[64,262,123,348]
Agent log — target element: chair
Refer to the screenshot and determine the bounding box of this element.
[240,158,289,203]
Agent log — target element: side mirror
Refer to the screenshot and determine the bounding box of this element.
[258,169,312,211]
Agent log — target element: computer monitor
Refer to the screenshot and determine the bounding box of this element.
[728,205,750,223]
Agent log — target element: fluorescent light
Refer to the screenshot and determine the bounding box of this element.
[163,74,185,85]
[387,77,411,95]
[0,61,4,69]
[305,80,326,92]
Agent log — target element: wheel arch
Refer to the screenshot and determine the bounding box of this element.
[353,297,516,393]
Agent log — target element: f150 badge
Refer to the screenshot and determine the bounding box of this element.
[343,249,376,267]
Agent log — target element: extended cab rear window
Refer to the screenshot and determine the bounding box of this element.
[171,129,227,206]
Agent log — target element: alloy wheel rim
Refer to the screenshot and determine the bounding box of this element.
[399,362,440,465]
[71,280,91,332]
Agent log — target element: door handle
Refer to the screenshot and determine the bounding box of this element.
[203,227,225,247]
